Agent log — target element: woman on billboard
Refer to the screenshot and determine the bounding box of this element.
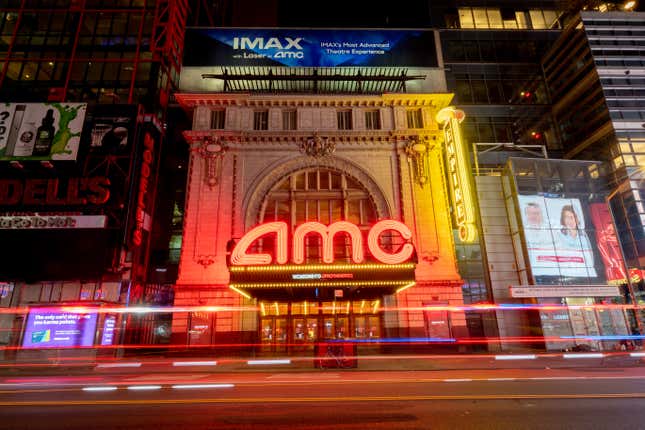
[555,204,596,278]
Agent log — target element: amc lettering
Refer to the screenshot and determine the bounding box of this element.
[0,177,110,206]
[231,220,415,266]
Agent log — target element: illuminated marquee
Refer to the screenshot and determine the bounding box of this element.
[230,220,414,266]
[436,107,477,243]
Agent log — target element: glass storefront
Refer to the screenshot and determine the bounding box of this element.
[258,300,381,354]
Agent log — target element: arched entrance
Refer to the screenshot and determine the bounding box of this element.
[253,167,390,354]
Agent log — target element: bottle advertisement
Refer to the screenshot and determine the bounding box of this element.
[0,102,87,161]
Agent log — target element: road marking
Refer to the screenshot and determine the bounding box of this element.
[495,355,536,360]
[247,360,291,365]
[173,361,218,367]
[82,386,118,392]
[563,353,604,359]
[3,393,645,406]
[172,384,234,389]
[126,385,162,391]
[96,363,142,368]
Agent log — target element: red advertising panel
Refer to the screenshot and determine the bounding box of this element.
[589,203,628,283]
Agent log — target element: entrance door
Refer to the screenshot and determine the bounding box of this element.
[260,317,288,354]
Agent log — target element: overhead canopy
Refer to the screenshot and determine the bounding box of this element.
[201,66,426,94]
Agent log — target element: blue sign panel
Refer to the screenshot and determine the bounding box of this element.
[184,28,438,68]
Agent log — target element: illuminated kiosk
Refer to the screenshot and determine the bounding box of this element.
[172,92,473,354]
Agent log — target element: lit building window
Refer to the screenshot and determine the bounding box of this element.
[261,169,378,263]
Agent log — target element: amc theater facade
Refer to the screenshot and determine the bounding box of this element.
[173,92,473,350]
[171,28,478,351]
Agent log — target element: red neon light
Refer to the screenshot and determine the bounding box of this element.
[293,221,364,264]
[230,222,288,265]
[231,220,416,266]
[368,220,414,265]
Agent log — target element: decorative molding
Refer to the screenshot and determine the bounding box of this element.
[198,136,228,189]
[196,255,216,267]
[405,135,437,187]
[299,133,336,158]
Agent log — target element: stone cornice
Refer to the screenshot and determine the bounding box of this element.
[175,92,454,109]
[182,130,442,145]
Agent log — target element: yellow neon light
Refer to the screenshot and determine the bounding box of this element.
[360,300,365,314]
[395,281,417,294]
[436,107,477,243]
[274,302,279,316]
[260,302,266,316]
[332,301,336,315]
[304,301,308,316]
[346,302,350,314]
[372,299,380,314]
[229,280,414,289]
[229,285,251,299]
[230,263,416,272]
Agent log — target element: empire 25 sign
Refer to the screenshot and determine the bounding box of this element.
[436,107,477,243]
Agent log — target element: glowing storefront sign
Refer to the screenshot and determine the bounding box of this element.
[230,220,414,266]
[436,107,477,243]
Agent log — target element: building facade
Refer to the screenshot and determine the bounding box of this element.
[173,92,473,352]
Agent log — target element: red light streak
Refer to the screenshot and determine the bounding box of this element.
[0,303,641,316]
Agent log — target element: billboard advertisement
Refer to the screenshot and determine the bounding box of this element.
[184,28,438,68]
[518,196,625,285]
[0,103,87,161]
[100,315,116,346]
[22,308,98,348]
[589,203,628,283]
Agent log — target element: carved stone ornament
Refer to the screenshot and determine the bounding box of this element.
[299,133,335,158]
[197,254,216,267]
[199,136,227,188]
[405,136,433,187]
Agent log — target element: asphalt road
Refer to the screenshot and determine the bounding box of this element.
[2,368,645,430]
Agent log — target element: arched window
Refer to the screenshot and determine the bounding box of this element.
[260,168,378,263]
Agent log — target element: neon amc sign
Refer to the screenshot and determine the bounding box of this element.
[230,220,415,266]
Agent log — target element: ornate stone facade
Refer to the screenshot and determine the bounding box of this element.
[172,92,468,346]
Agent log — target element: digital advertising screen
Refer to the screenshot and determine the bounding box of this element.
[517,195,624,284]
[0,103,87,161]
[100,315,116,346]
[22,308,98,348]
[184,28,438,68]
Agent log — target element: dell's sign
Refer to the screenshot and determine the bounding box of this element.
[184,28,438,68]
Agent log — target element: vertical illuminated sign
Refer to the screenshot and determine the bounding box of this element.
[436,107,476,243]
